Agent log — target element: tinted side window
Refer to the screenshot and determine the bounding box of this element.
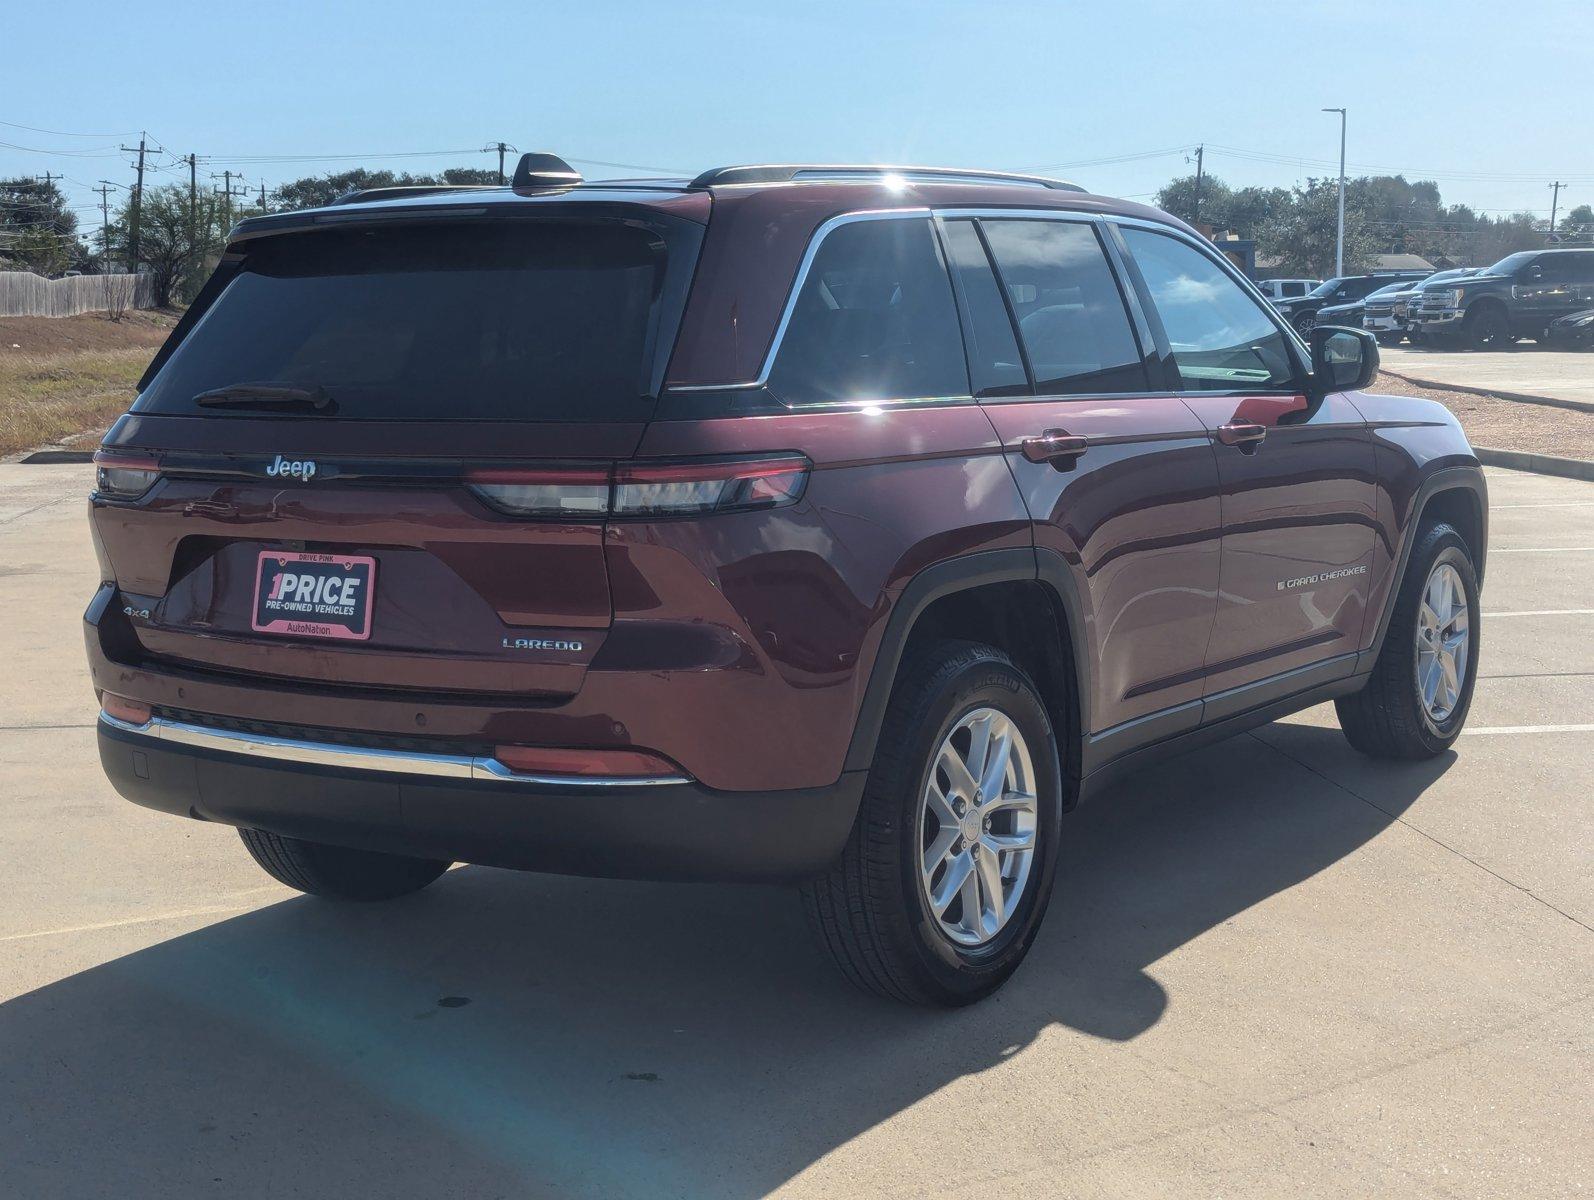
[980,219,1147,396]
[768,217,968,405]
[1122,227,1297,392]
[940,220,1027,396]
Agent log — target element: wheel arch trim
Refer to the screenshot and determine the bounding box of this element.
[841,547,1094,775]
[1360,464,1488,673]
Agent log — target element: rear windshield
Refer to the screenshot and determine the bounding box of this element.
[137,220,678,421]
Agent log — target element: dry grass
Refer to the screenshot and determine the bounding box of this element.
[1374,371,1594,462]
[0,311,177,457]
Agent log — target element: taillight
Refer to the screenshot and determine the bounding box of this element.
[466,456,809,519]
[92,451,160,500]
[613,456,809,515]
[465,466,611,517]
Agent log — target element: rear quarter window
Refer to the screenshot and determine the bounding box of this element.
[766,217,968,406]
[137,220,681,422]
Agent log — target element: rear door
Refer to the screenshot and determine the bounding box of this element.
[1114,223,1375,712]
[92,214,700,700]
[940,213,1222,748]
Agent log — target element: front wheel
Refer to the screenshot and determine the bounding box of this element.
[1376,333,1402,348]
[1336,522,1480,758]
[800,640,1063,1006]
[1293,311,1316,336]
[239,828,451,900]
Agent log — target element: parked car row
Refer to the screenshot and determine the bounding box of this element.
[1257,248,1594,349]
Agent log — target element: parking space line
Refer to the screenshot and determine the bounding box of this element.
[0,891,282,943]
[1461,724,1594,736]
[1484,609,1594,618]
[1492,502,1594,510]
[1490,547,1594,554]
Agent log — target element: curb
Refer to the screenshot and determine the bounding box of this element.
[1381,368,1594,416]
[1475,446,1594,482]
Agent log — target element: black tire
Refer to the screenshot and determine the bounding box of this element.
[1293,311,1316,336]
[1335,522,1480,759]
[1463,303,1509,350]
[238,828,450,900]
[800,639,1064,1006]
[1375,333,1401,348]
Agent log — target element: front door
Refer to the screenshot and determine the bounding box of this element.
[938,215,1222,751]
[1115,225,1376,712]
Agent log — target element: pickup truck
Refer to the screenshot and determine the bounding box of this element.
[1411,248,1594,347]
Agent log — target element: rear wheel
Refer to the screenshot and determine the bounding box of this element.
[238,828,450,900]
[1336,522,1479,758]
[800,640,1063,1006]
[1293,311,1316,336]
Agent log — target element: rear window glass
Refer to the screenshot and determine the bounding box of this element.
[767,217,968,405]
[137,221,674,421]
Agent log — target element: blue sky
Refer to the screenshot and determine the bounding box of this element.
[5,0,1590,231]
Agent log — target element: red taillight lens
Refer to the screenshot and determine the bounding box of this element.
[491,744,685,779]
[465,466,612,517]
[101,694,152,725]
[464,456,809,519]
[613,456,809,516]
[92,451,160,500]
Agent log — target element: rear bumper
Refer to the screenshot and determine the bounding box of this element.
[98,715,864,882]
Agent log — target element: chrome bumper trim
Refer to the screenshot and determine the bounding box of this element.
[99,713,690,788]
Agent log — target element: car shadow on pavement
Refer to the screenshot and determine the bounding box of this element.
[0,724,1451,1199]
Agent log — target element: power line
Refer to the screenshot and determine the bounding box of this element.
[0,118,136,138]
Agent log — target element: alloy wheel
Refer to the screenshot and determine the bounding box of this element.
[917,707,1039,947]
[1416,561,1469,723]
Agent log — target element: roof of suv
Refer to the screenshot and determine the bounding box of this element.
[230,163,1189,239]
[224,161,1200,390]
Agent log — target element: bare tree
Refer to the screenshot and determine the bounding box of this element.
[102,272,135,321]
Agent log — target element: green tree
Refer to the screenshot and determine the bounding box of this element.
[110,184,230,307]
[0,177,81,275]
[1155,172,1234,230]
[271,165,499,210]
[1259,178,1379,277]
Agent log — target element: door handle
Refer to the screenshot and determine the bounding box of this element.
[1216,421,1267,453]
[1019,430,1089,467]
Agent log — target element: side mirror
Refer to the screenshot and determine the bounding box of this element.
[1308,325,1379,398]
[1524,264,1544,281]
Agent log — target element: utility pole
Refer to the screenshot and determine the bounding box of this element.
[493,141,510,184]
[95,181,115,267]
[1322,108,1346,278]
[211,171,248,229]
[258,179,268,213]
[1192,144,1205,228]
[1549,181,1564,232]
[183,154,197,249]
[119,133,148,273]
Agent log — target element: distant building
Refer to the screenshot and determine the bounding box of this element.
[1371,253,1435,271]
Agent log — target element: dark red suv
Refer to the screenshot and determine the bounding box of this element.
[87,156,1487,1004]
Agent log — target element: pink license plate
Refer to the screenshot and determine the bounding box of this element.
[252,551,376,641]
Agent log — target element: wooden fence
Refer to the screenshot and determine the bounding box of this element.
[0,272,157,318]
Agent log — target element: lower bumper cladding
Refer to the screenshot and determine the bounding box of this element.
[97,715,865,882]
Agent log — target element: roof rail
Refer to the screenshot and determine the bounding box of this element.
[687,164,1086,193]
[328,184,503,206]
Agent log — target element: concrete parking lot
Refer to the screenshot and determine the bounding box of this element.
[2,460,1590,1199]
[1382,344,1594,407]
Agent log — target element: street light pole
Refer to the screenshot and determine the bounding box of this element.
[1323,107,1346,277]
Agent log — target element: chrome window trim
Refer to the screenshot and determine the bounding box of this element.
[1104,214,1313,366]
[666,207,932,396]
[99,713,690,788]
